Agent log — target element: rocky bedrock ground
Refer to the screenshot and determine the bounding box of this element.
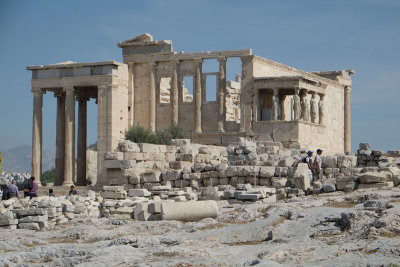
[1,188,400,267]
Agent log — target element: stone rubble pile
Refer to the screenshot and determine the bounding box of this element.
[104,139,399,199]
[0,191,102,230]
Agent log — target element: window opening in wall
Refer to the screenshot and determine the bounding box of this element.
[182,76,193,102]
[206,75,217,102]
[159,77,171,103]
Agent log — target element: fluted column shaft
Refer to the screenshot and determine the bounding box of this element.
[77,97,88,186]
[32,89,43,184]
[128,63,134,128]
[344,86,352,153]
[149,62,156,132]
[55,94,65,186]
[217,57,226,132]
[63,87,75,186]
[194,59,203,133]
[171,61,179,125]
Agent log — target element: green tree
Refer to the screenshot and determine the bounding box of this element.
[41,168,56,184]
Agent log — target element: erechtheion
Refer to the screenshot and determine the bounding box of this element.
[27,33,354,186]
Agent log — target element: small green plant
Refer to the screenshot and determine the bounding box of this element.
[125,125,153,143]
[125,124,189,145]
[41,168,56,184]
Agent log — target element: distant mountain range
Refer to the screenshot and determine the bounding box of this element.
[0,145,55,173]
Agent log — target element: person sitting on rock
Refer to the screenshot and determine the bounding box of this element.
[306,151,315,184]
[48,188,55,197]
[7,180,19,199]
[69,185,77,196]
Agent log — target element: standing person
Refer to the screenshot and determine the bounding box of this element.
[0,186,3,200]
[28,176,38,198]
[306,151,315,184]
[7,180,19,199]
[314,149,323,180]
[69,185,77,196]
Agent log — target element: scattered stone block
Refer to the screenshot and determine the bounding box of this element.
[18,222,40,230]
[161,200,218,221]
[293,163,310,190]
[128,189,151,197]
[237,193,261,201]
[142,171,161,183]
[358,171,392,183]
[357,181,394,189]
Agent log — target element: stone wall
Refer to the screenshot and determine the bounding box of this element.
[102,139,400,196]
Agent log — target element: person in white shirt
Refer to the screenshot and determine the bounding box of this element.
[314,149,323,180]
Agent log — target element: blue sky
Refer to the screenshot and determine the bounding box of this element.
[0,0,399,152]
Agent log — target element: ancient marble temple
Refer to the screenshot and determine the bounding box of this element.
[27,33,354,185]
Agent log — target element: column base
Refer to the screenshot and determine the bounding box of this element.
[62,181,74,186]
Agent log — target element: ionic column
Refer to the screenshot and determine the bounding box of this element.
[55,93,65,186]
[344,86,352,153]
[194,59,203,133]
[171,60,179,125]
[217,57,226,132]
[32,88,43,184]
[77,96,88,186]
[63,87,75,186]
[310,92,318,123]
[272,89,280,120]
[149,62,156,132]
[128,62,134,128]
[239,56,246,133]
[252,93,258,123]
[318,93,325,125]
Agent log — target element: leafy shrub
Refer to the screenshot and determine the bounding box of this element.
[125,124,189,145]
[41,168,56,184]
[125,125,153,143]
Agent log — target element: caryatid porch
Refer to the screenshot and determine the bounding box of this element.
[27,61,128,186]
[249,76,329,148]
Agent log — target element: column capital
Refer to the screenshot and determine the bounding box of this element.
[76,95,90,102]
[273,88,279,95]
[149,61,157,67]
[128,62,134,68]
[344,85,352,92]
[318,92,325,99]
[217,56,227,63]
[63,86,75,93]
[32,87,44,94]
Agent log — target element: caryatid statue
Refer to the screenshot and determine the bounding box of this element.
[310,92,318,123]
[272,91,280,120]
[293,88,301,120]
[319,93,325,124]
[301,90,310,122]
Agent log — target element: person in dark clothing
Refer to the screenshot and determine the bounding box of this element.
[28,176,38,198]
[69,185,77,196]
[48,188,55,197]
